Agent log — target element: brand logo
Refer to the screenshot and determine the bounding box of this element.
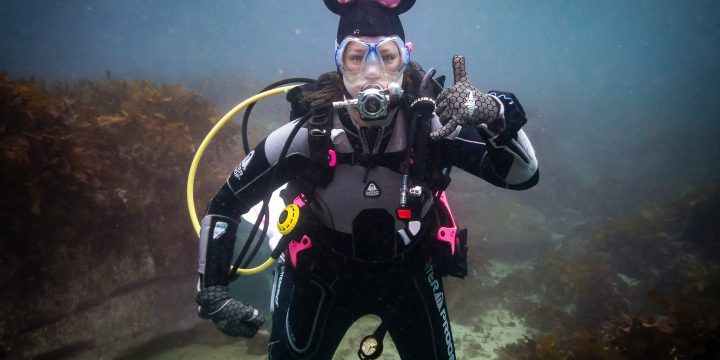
[364,181,381,198]
[425,262,455,359]
[213,221,228,239]
[273,264,285,310]
[464,90,476,114]
[233,151,254,179]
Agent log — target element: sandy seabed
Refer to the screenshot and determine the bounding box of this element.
[147,312,527,359]
[141,260,533,359]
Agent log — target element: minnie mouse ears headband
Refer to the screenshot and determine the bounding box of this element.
[324,0,416,42]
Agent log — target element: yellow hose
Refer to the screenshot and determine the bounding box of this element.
[187,85,298,275]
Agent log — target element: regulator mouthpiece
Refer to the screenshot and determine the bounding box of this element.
[333,82,403,123]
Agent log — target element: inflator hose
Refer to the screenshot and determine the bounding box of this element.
[411,111,432,182]
[229,109,318,280]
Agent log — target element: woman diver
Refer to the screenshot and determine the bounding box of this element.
[195,0,539,359]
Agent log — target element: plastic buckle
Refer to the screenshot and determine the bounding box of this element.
[309,128,326,137]
[351,153,370,166]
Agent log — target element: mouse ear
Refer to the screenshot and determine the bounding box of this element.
[324,0,353,15]
[391,0,415,14]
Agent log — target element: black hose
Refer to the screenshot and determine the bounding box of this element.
[410,111,432,182]
[230,199,269,275]
[242,77,316,154]
[402,110,418,175]
[241,202,270,269]
[229,105,325,279]
[226,78,315,279]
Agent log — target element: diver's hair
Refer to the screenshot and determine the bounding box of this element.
[402,61,421,94]
[298,64,421,106]
[297,71,344,105]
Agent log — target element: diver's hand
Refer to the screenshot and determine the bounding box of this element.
[196,285,265,338]
[431,55,503,140]
[409,68,438,117]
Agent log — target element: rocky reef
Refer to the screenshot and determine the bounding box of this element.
[0,73,249,359]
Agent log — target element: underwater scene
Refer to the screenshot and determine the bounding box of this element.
[1,0,719,359]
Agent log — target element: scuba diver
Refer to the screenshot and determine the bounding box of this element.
[195,0,538,359]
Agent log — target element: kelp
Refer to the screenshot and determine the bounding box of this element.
[0,73,257,357]
[496,185,720,359]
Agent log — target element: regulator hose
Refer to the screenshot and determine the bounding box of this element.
[187,84,301,276]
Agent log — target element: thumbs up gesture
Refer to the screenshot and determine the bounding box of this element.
[430,56,504,140]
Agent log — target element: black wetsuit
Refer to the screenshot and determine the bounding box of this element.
[204,104,538,359]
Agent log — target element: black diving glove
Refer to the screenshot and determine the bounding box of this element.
[430,55,503,141]
[196,285,265,338]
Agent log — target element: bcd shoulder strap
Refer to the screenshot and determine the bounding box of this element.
[283,72,339,192]
[305,101,335,188]
[286,71,337,121]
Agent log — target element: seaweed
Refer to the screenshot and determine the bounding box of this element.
[495,185,720,359]
[0,73,258,358]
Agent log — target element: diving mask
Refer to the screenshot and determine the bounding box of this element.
[335,36,411,97]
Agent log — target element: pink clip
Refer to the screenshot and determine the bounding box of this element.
[328,149,337,167]
[288,235,312,268]
[406,42,413,53]
[293,193,306,207]
[436,191,458,255]
[437,227,456,255]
